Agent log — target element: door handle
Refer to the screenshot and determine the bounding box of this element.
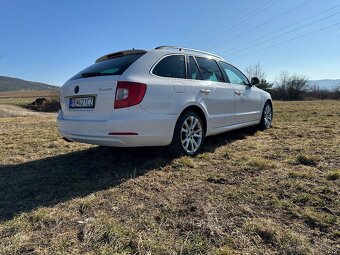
[235,91,242,95]
[200,89,210,95]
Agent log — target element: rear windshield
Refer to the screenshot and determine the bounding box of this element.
[69,53,145,80]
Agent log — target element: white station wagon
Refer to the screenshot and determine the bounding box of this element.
[57,46,273,155]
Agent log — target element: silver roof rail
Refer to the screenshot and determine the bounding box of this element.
[155,46,223,60]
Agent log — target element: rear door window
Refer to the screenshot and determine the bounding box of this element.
[195,57,224,82]
[152,55,186,79]
[70,53,145,80]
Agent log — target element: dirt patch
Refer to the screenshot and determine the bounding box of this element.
[25,98,59,112]
[0,104,43,117]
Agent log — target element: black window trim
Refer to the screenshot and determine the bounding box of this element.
[187,55,203,81]
[218,61,250,85]
[194,56,226,83]
[150,53,188,80]
[185,55,190,79]
[216,61,230,84]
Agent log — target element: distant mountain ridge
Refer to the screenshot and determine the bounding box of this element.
[0,76,58,92]
[308,79,340,90]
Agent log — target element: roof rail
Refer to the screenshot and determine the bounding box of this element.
[155,46,223,59]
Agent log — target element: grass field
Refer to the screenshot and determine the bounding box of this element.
[0,101,339,254]
[0,90,59,106]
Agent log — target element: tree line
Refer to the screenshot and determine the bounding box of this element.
[245,63,340,100]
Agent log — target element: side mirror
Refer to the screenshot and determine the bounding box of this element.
[250,77,260,86]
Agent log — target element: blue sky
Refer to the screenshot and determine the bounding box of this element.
[1,0,340,85]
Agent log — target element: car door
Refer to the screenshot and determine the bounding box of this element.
[219,62,262,124]
[192,56,235,128]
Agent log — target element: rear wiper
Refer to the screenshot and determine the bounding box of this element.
[81,72,111,78]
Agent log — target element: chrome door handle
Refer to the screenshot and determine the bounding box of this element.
[200,89,210,95]
[235,91,242,95]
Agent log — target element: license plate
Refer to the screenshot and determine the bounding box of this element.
[69,96,95,108]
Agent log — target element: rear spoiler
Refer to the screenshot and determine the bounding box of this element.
[95,49,147,63]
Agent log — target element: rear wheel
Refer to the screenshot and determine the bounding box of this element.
[169,111,205,156]
[259,102,272,130]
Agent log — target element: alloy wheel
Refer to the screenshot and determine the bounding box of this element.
[264,104,272,128]
[180,116,203,154]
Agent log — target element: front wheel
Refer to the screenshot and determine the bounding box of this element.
[259,102,273,130]
[169,111,205,156]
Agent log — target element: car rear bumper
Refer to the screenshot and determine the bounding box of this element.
[57,112,176,147]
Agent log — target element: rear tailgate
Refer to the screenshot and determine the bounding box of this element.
[60,76,119,121]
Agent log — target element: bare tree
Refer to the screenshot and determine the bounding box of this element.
[287,74,309,100]
[273,71,309,100]
[245,63,272,91]
[245,63,266,81]
[333,82,340,99]
[272,71,288,100]
[304,81,340,100]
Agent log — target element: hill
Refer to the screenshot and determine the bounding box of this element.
[308,79,340,90]
[0,76,58,92]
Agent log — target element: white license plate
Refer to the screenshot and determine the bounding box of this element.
[69,96,95,108]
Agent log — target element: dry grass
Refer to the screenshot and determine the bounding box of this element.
[0,89,58,99]
[0,104,43,118]
[0,90,59,108]
[0,100,339,254]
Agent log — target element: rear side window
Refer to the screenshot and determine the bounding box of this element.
[70,53,145,80]
[152,55,186,79]
[195,57,224,82]
[188,56,202,80]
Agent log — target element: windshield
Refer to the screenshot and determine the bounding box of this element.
[69,53,145,80]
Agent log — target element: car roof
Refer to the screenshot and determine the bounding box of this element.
[95,46,225,63]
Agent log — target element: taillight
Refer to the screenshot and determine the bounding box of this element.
[114,81,147,109]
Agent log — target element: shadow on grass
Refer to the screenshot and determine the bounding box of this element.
[0,126,258,222]
[203,126,258,152]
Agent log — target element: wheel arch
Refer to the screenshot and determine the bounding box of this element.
[177,104,208,136]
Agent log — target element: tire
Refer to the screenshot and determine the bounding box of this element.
[169,111,205,156]
[259,102,273,130]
